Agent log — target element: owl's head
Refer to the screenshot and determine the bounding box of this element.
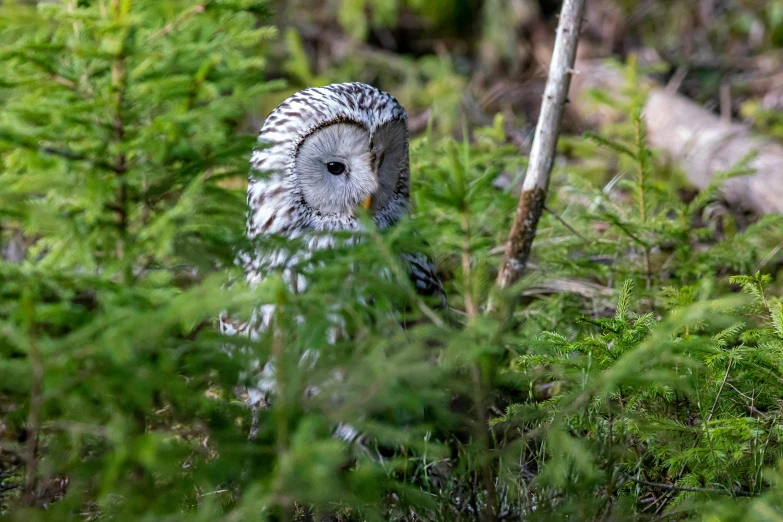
[247,83,410,238]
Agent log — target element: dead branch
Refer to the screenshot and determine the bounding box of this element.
[622,474,752,497]
[496,0,586,288]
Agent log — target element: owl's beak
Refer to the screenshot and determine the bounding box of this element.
[361,195,372,211]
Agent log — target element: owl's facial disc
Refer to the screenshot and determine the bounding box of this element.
[295,122,378,216]
[367,119,407,213]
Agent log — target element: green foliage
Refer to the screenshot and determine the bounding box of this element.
[0,0,279,518]
[2,3,783,522]
[335,0,475,41]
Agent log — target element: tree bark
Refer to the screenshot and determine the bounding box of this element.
[496,0,586,288]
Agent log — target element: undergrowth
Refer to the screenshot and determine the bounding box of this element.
[1,1,783,521]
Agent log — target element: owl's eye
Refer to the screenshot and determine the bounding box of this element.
[326,161,346,175]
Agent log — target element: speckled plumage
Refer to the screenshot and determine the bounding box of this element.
[246,82,409,239]
[220,83,443,416]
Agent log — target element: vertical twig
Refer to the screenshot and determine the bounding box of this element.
[273,327,291,522]
[707,358,733,425]
[599,413,616,522]
[633,117,653,291]
[496,0,586,288]
[720,84,731,124]
[470,364,497,522]
[756,276,771,317]
[455,142,496,518]
[109,0,129,264]
[461,210,477,317]
[272,297,291,522]
[461,205,496,520]
[652,358,734,515]
[21,287,42,508]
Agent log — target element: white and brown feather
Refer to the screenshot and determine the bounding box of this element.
[220,82,443,380]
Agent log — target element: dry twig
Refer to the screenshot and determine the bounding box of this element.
[623,474,751,497]
[496,0,586,288]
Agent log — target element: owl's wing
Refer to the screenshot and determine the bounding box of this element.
[402,252,446,306]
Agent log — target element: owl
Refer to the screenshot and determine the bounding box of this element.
[220,82,444,417]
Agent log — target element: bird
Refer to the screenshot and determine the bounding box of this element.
[219,82,444,424]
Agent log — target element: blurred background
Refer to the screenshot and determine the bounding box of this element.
[258,0,783,141]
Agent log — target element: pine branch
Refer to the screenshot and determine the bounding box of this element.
[496,0,586,288]
[633,115,653,290]
[149,3,207,41]
[0,131,123,173]
[40,145,122,173]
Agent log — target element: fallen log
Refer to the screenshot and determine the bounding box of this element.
[569,59,783,215]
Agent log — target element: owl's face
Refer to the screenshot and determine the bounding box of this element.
[295,118,407,218]
[247,83,410,239]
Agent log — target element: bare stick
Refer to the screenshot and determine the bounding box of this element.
[707,358,733,424]
[543,205,589,244]
[496,0,586,288]
[149,4,207,41]
[622,474,751,497]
